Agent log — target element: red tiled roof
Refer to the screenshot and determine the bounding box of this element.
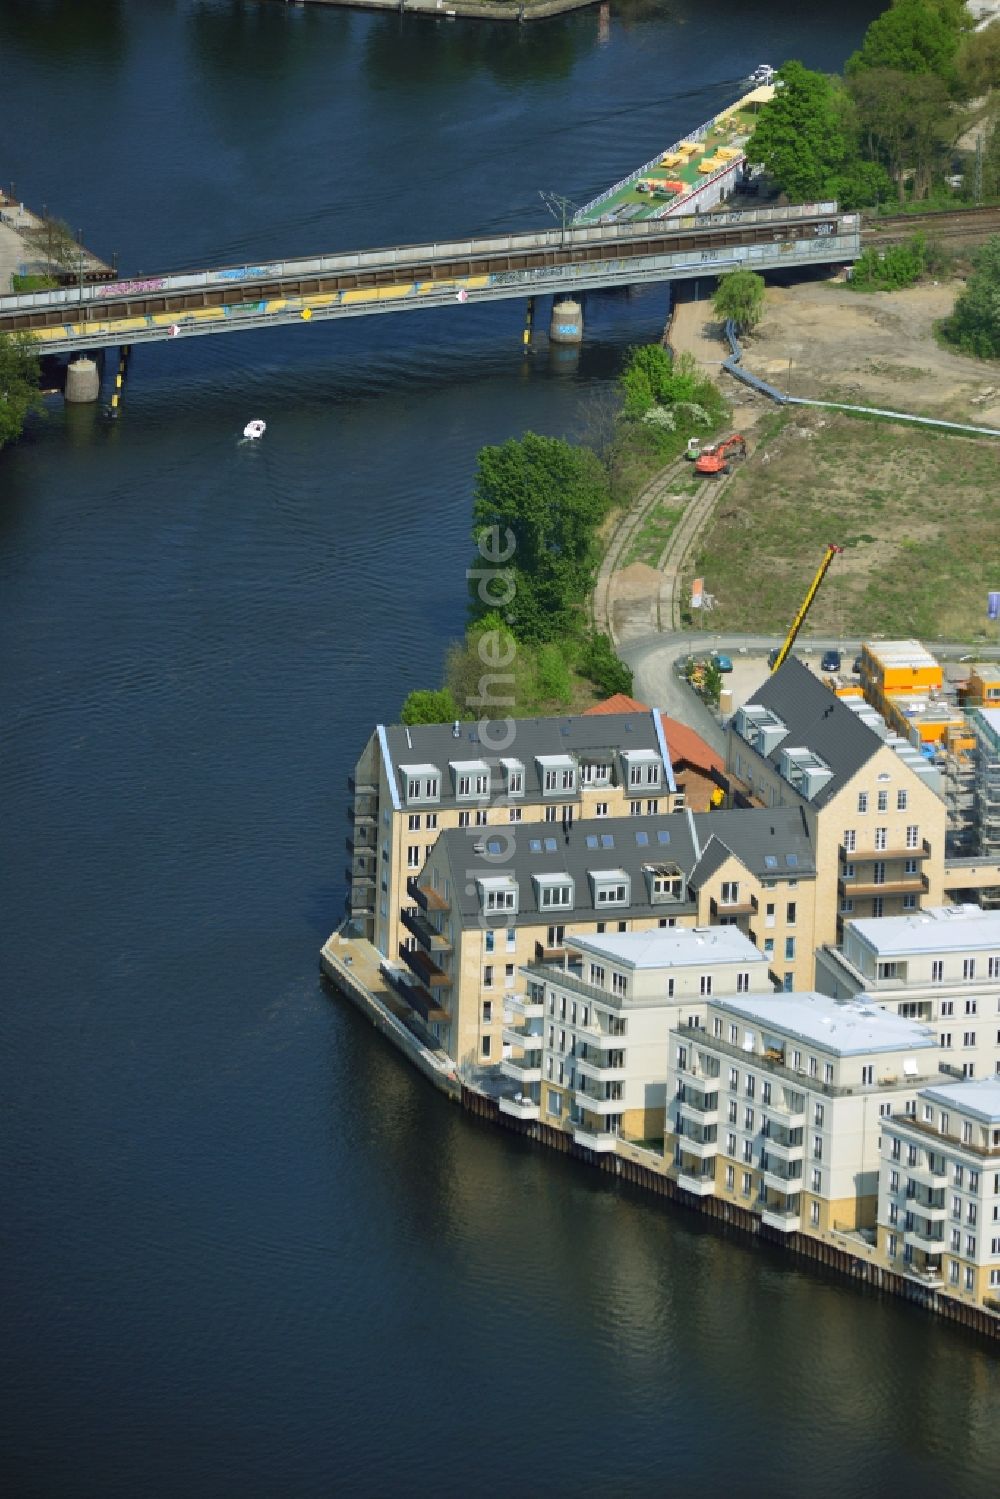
[585,695,724,777]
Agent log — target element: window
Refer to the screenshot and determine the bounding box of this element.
[840,899,855,915]
[507,769,523,796]
[989,956,1000,979]
[964,959,977,981]
[931,959,944,983]
[786,901,796,926]
[725,1166,735,1191]
[811,1168,822,1192]
[726,1132,737,1155]
[700,975,712,996]
[742,1171,752,1197]
[823,1063,834,1085]
[595,802,609,818]
[611,972,628,998]
[872,898,884,919]
[813,1103,825,1127]
[509,807,522,823]
[903,895,917,911]
[458,811,470,829]
[547,1091,561,1117]
[861,1065,874,1085]
[877,789,888,812]
[897,789,908,810]
[737,971,750,993]
[785,937,796,961]
[744,1106,754,1130]
[887,1233,898,1258]
[629,800,642,816]
[595,880,628,906]
[481,1035,491,1059]
[857,792,868,814]
[475,809,488,827]
[843,829,856,852]
[505,963,515,988]
[764,939,774,957]
[765,902,776,928]
[721,881,740,905]
[942,1000,954,1017]
[809,1056,818,1079]
[539,882,573,910]
[813,1135,823,1161]
[742,1139,754,1163]
[940,1033,952,1048]
[889,1168,899,1192]
[875,827,887,851]
[482,1000,492,1024]
[407,813,420,831]
[783,973,794,992]
[965,1033,978,1051]
[483,965,494,988]
[728,1100,738,1124]
[645,800,659,815]
[906,825,919,849]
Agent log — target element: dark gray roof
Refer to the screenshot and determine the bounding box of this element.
[383,710,665,807]
[739,657,883,808]
[425,806,813,930]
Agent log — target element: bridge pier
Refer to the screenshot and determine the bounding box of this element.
[107,345,132,420]
[549,297,583,344]
[64,355,101,404]
[522,296,535,351]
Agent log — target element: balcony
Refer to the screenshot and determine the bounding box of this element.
[677,1130,718,1160]
[346,866,376,888]
[837,872,929,898]
[905,1187,946,1217]
[349,805,377,827]
[763,1169,803,1196]
[677,1057,721,1090]
[400,905,451,954]
[345,831,375,855]
[677,1095,719,1127]
[347,774,377,796]
[762,1134,804,1163]
[574,1090,625,1116]
[406,876,449,913]
[573,1125,619,1153]
[904,1227,946,1254]
[678,1168,716,1197]
[405,983,450,1025]
[840,839,931,863]
[398,942,450,989]
[576,1055,623,1083]
[904,1161,948,1189]
[535,939,568,963]
[901,1262,944,1290]
[762,1096,806,1128]
[506,993,544,1021]
[710,894,757,920]
[502,1056,543,1085]
[502,1025,543,1050]
[499,1095,541,1122]
[761,1206,801,1234]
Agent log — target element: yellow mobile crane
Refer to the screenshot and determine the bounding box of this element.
[770,543,843,673]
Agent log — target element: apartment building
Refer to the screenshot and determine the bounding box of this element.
[501,926,771,1141]
[347,709,680,954]
[877,1077,1000,1307]
[583,693,727,812]
[815,904,1000,1081]
[665,991,941,1234]
[407,806,815,1071]
[728,657,946,947]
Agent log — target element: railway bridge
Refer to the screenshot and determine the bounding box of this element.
[0,203,858,360]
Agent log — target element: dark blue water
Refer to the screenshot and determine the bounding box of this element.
[3,4,998,1496]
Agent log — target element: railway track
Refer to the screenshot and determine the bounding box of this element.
[861,204,1000,247]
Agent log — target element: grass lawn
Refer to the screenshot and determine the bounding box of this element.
[685,411,1000,643]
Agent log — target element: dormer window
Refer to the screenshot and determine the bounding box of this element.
[451,759,490,800]
[535,873,574,909]
[478,875,518,914]
[399,764,441,804]
[623,748,660,788]
[581,761,611,785]
[537,755,576,796]
[591,869,630,906]
[501,758,524,796]
[647,863,684,902]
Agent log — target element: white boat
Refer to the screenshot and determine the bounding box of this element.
[748,64,776,87]
[243,419,266,440]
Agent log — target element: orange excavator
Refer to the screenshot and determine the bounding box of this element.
[695,434,747,475]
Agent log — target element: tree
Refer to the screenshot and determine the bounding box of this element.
[746,61,851,203]
[942,234,1000,357]
[0,332,43,451]
[956,20,1000,98]
[619,345,726,422]
[846,0,965,87]
[702,660,723,707]
[712,270,765,334]
[469,432,610,644]
[579,631,633,696]
[399,687,459,725]
[848,68,952,202]
[834,158,894,210]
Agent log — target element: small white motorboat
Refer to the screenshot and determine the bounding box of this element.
[243,419,266,440]
[748,64,776,86]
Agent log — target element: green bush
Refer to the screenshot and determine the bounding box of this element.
[579,631,634,697]
[941,234,1000,357]
[850,235,928,291]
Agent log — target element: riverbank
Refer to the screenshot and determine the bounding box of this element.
[273,0,598,20]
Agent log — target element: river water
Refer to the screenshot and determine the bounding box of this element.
[3,3,998,1495]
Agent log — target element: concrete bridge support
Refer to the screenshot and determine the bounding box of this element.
[549,297,583,343]
[64,356,100,403]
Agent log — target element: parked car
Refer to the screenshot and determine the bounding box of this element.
[711,652,734,673]
[821,649,842,673]
[852,655,863,676]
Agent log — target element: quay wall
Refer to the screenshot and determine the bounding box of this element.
[275,0,598,21]
[462,1086,1000,1346]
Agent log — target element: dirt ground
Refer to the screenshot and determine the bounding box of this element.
[671,278,1000,427]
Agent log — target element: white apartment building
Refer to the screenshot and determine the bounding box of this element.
[502,927,771,1148]
[877,1077,1000,1310]
[815,904,1000,1081]
[665,992,941,1235]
